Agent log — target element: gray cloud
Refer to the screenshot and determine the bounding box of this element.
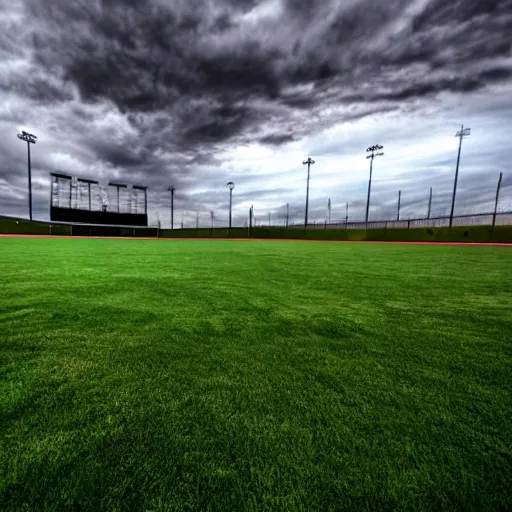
[0,0,511,227]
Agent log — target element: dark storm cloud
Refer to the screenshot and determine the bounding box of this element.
[181,104,254,145]
[259,133,296,145]
[1,0,512,225]
[502,174,512,188]
[2,74,73,103]
[17,0,512,150]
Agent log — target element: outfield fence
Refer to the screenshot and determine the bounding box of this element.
[287,212,512,230]
[1,214,512,243]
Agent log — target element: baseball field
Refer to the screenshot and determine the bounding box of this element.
[1,237,511,511]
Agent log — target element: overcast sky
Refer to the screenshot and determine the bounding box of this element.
[1,0,511,227]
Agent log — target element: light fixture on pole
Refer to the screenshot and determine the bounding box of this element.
[365,144,384,224]
[227,181,235,229]
[302,157,315,227]
[17,131,37,221]
[449,125,471,228]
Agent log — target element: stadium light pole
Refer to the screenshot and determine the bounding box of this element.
[492,172,503,229]
[286,203,289,229]
[427,187,433,219]
[397,190,401,221]
[227,181,235,229]
[449,125,471,228]
[17,131,37,221]
[303,157,315,227]
[365,144,384,224]
[168,186,175,230]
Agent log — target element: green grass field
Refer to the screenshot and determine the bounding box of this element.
[1,238,511,511]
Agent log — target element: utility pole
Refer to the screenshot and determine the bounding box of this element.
[493,172,503,229]
[17,131,37,221]
[211,210,214,230]
[268,212,271,226]
[302,157,315,228]
[397,190,401,221]
[365,144,384,224]
[286,203,289,229]
[168,186,175,230]
[345,202,349,229]
[227,181,235,229]
[327,198,331,224]
[450,125,471,228]
[196,211,199,229]
[427,187,432,219]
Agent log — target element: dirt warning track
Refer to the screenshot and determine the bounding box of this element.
[1,234,511,246]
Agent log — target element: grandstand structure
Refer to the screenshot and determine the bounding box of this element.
[50,173,148,226]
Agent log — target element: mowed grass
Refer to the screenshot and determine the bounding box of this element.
[1,238,511,511]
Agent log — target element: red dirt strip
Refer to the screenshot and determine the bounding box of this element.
[0,234,511,246]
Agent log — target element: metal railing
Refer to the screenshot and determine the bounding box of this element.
[284,212,512,230]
